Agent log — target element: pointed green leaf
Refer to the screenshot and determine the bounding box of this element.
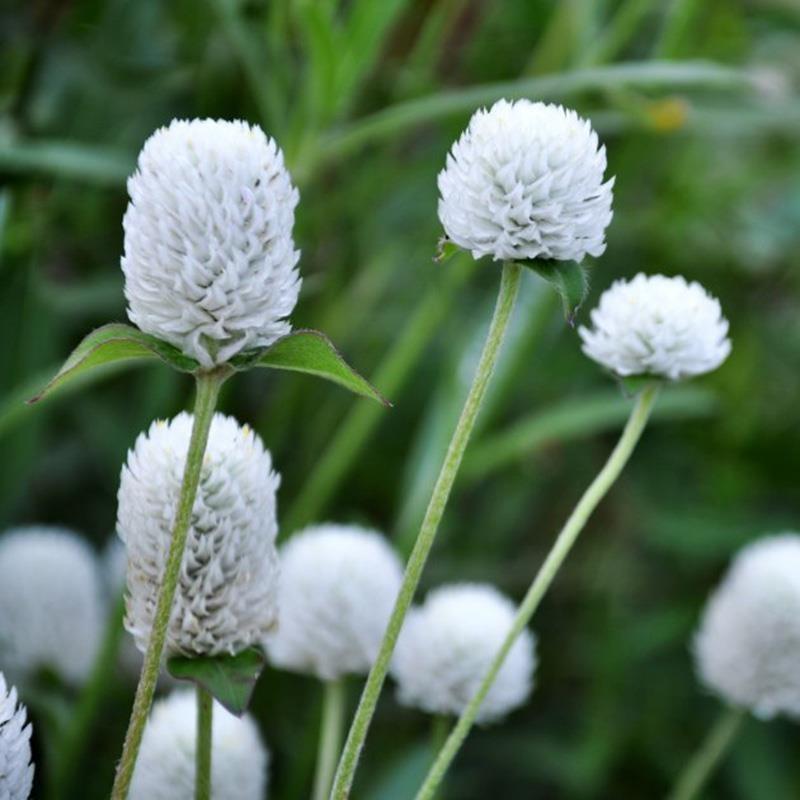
[232,329,390,406]
[167,648,266,717]
[435,237,461,264]
[28,324,199,404]
[522,259,589,324]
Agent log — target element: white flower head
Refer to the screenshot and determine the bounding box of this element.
[392,583,536,724]
[130,689,268,800]
[122,118,301,368]
[0,527,104,686]
[0,673,34,800]
[265,524,403,680]
[579,273,731,380]
[694,534,800,720]
[438,99,614,263]
[118,412,280,657]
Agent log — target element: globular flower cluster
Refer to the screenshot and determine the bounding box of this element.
[438,99,614,264]
[392,584,536,723]
[130,690,268,800]
[694,534,800,720]
[266,524,403,680]
[579,273,731,380]
[122,118,301,368]
[0,673,34,800]
[0,527,104,686]
[118,412,280,657]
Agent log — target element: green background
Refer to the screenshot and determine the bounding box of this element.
[2,0,800,797]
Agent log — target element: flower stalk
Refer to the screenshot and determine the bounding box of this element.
[195,685,213,800]
[313,680,347,800]
[667,706,745,800]
[415,382,660,800]
[330,261,523,799]
[111,367,229,800]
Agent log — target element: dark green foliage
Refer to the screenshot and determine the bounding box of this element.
[1,0,799,798]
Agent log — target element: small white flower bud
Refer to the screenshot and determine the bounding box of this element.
[129,689,268,800]
[265,524,403,680]
[0,527,104,686]
[0,673,34,800]
[122,118,301,368]
[118,413,280,657]
[391,584,536,723]
[579,273,731,380]
[438,99,614,263]
[694,534,800,719]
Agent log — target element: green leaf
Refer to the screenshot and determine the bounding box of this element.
[435,237,461,264]
[232,329,390,406]
[0,140,134,186]
[28,324,198,404]
[167,648,266,716]
[522,259,588,323]
[316,61,757,164]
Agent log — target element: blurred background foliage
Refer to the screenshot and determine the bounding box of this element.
[1,0,800,797]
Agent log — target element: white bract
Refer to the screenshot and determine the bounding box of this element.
[391,583,536,723]
[265,524,403,680]
[0,673,33,800]
[0,527,104,686]
[129,689,268,800]
[438,99,614,263]
[579,273,731,380]
[118,412,280,657]
[122,118,301,368]
[694,534,800,719]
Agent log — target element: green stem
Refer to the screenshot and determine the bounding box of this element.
[667,706,745,800]
[48,593,127,800]
[415,382,660,800]
[313,680,347,800]
[111,368,228,800]
[330,262,523,799]
[196,686,213,800]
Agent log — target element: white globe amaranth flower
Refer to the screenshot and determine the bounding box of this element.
[265,524,403,680]
[579,273,731,380]
[391,583,536,724]
[438,99,614,263]
[0,673,34,800]
[694,534,800,720]
[129,689,268,800]
[122,118,301,368]
[0,527,104,686]
[118,412,280,657]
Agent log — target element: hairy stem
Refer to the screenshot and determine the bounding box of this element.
[196,686,213,800]
[667,706,745,800]
[111,368,228,800]
[416,383,660,800]
[330,262,523,799]
[313,679,347,800]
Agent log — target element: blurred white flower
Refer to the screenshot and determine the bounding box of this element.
[129,689,268,800]
[0,527,104,686]
[0,672,33,800]
[694,534,800,719]
[391,583,536,724]
[579,273,731,380]
[438,99,614,263]
[265,524,402,680]
[118,413,280,657]
[122,118,301,368]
